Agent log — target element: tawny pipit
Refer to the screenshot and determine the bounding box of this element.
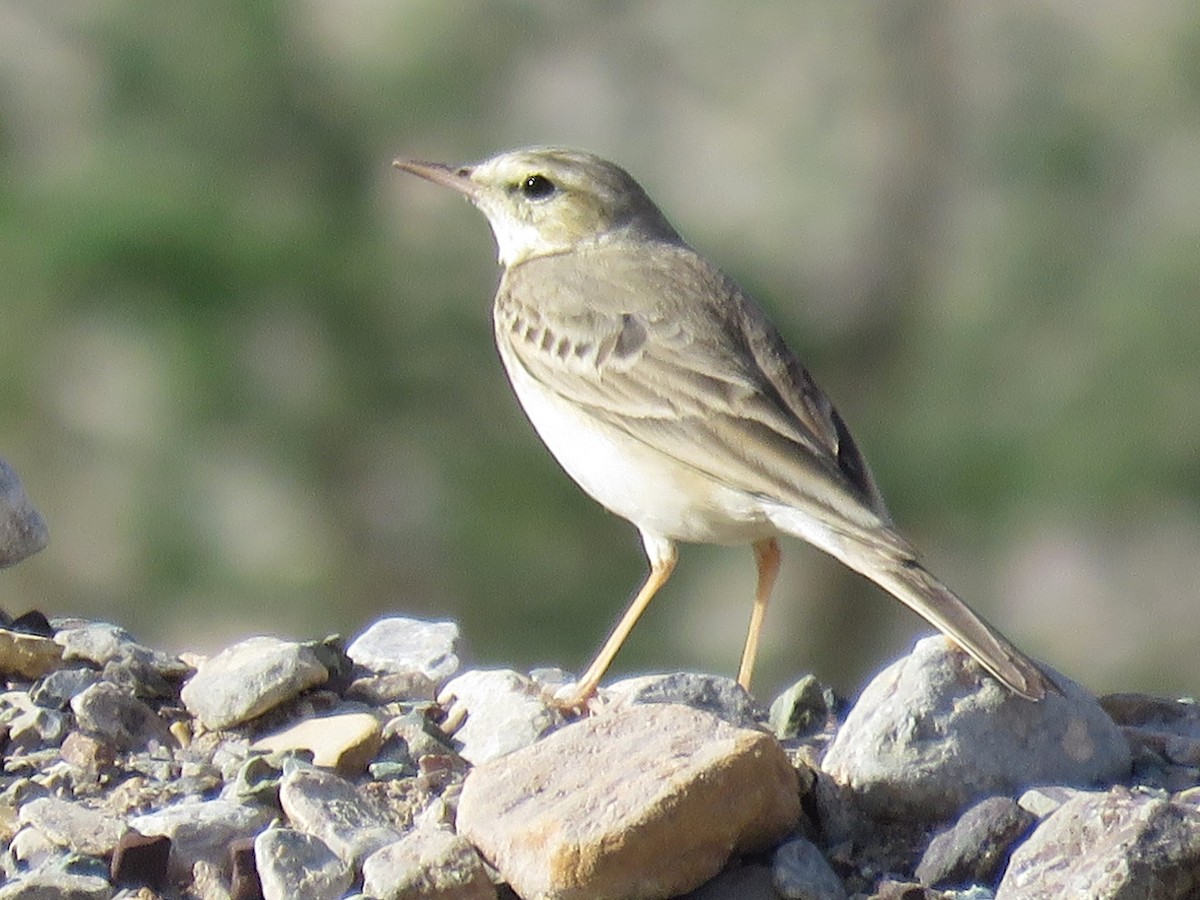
[395,147,1049,706]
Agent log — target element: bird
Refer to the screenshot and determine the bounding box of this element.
[393,147,1049,707]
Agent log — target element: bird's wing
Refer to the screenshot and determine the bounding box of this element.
[496,243,899,541]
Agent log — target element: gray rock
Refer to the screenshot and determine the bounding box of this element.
[772,838,847,899]
[278,765,401,867]
[128,797,274,882]
[31,668,100,709]
[0,457,48,568]
[997,786,1200,899]
[821,636,1131,822]
[915,795,1036,888]
[7,706,67,751]
[7,824,59,869]
[255,827,352,900]
[180,635,329,730]
[457,703,801,900]
[361,828,495,900]
[73,680,171,749]
[70,681,172,751]
[54,622,187,707]
[606,672,766,730]
[438,669,562,764]
[346,617,461,699]
[18,796,125,856]
[769,675,839,741]
[0,871,111,900]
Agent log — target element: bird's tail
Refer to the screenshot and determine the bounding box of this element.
[770,506,1050,700]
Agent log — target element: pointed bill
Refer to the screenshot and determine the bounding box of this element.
[392,158,478,199]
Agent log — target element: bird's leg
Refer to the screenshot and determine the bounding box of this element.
[557,536,678,710]
[737,537,781,691]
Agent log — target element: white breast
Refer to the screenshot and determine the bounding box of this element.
[495,340,776,546]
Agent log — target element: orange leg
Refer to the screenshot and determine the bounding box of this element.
[561,539,678,708]
[737,538,781,691]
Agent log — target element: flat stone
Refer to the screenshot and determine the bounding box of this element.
[457,702,801,900]
[0,457,48,568]
[915,795,1036,888]
[0,630,63,680]
[255,827,352,900]
[361,828,495,900]
[1017,785,1084,818]
[772,838,848,899]
[347,617,461,699]
[606,672,766,730]
[18,796,125,856]
[0,872,111,900]
[439,669,562,764]
[253,712,382,776]
[180,636,329,730]
[278,765,401,867]
[997,786,1200,899]
[821,636,1131,822]
[128,797,274,882]
[70,680,172,751]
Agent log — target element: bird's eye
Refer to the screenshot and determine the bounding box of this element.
[519,174,556,200]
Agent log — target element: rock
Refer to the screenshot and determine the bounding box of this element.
[606,672,766,730]
[346,617,461,700]
[997,786,1200,899]
[0,872,112,900]
[255,828,352,900]
[0,457,48,568]
[128,797,275,882]
[821,636,1131,822]
[914,795,1035,888]
[7,705,67,750]
[438,669,562,764]
[0,630,63,680]
[59,730,116,775]
[361,828,495,900]
[18,795,126,856]
[1016,785,1083,818]
[769,675,839,741]
[278,765,401,867]
[180,636,329,730]
[30,667,100,709]
[772,838,848,899]
[70,680,172,751]
[457,702,800,900]
[8,823,58,869]
[111,830,172,889]
[868,882,945,899]
[252,712,382,776]
[681,864,778,899]
[230,835,262,900]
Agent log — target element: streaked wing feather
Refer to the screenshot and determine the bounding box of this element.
[496,243,896,537]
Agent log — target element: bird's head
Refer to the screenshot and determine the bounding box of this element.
[394,147,681,267]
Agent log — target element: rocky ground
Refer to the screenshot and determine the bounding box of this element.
[3,459,1200,899]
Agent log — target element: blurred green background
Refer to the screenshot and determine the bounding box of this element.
[2,1,1198,700]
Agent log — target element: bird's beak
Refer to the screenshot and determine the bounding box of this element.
[392,158,479,199]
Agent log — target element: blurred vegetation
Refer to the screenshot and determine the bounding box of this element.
[1,1,1198,698]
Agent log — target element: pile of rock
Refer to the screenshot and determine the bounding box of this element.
[2,456,1200,899]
